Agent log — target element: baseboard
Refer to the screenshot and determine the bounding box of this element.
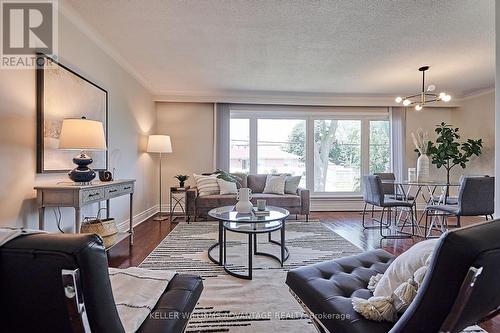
[116,205,159,232]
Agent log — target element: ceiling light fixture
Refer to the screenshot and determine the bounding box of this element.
[395,66,451,110]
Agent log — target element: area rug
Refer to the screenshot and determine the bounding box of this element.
[140,221,487,333]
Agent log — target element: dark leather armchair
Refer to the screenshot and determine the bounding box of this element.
[286,220,500,333]
[0,233,203,333]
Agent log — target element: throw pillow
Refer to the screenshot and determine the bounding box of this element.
[193,174,219,197]
[263,174,287,195]
[373,238,438,297]
[217,178,237,195]
[284,176,301,194]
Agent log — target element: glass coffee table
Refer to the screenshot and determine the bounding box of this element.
[208,205,290,280]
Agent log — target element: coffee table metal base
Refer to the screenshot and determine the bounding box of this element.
[208,220,289,280]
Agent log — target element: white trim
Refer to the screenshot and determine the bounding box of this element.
[153,91,463,107]
[116,205,158,232]
[58,1,152,92]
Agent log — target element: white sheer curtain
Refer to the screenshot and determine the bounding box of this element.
[214,103,231,171]
[390,107,406,181]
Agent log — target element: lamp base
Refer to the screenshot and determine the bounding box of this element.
[68,151,96,183]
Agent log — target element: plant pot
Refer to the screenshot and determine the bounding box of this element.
[179,181,185,188]
[417,154,430,182]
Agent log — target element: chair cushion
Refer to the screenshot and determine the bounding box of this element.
[426,204,459,215]
[137,274,203,333]
[382,198,414,208]
[286,249,395,333]
[251,193,301,207]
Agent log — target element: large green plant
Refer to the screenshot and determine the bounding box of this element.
[427,122,483,185]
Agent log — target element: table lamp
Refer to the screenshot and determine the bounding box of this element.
[147,135,172,221]
[59,117,107,183]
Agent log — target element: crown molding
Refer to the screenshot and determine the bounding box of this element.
[59,1,152,93]
[153,90,462,107]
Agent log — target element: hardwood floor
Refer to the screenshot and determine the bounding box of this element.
[107,211,499,332]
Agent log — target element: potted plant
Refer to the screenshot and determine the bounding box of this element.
[174,174,189,188]
[426,122,482,190]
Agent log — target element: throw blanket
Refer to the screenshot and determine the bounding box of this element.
[109,267,177,333]
[0,228,46,247]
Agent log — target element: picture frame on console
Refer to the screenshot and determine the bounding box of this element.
[36,53,108,173]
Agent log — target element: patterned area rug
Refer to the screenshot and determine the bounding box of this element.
[140,221,487,333]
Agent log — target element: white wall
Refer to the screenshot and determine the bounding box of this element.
[155,102,214,209]
[496,1,500,217]
[0,11,157,230]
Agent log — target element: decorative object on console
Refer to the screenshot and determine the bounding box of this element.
[99,170,113,182]
[58,117,107,183]
[174,174,189,188]
[147,135,173,221]
[394,65,451,111]
[412,128,430,181]
[235,188,253,213]
[36,53,108,173]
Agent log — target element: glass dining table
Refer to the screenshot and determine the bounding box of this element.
[381,179,460,237]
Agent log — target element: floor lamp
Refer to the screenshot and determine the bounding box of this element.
[147,135,172,221]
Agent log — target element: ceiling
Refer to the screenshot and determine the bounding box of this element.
[66,0,495,99]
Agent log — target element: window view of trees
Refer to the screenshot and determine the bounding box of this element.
[230,115,390,193]
[369,120,391,174]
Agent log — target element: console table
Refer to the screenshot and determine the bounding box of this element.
[34,179,136,247]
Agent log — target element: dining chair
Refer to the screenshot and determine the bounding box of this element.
[362,175,415,238]
[425,176,494,237]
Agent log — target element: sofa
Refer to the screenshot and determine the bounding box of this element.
[0,233,203,333]
[286,220,500,333]
[186,173,310,221]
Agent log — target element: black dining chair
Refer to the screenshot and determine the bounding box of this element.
[425,176,494,237]
[362,175,415,238]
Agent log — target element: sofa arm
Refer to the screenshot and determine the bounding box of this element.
[186,188,198,217]
[297,187,310,215]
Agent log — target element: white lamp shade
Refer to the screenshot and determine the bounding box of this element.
[58,118,107,150]
[147,135,172,153]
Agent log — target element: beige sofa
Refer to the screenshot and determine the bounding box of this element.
[186,174,310,221]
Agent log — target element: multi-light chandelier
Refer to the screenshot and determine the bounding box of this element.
[395,66,451,111]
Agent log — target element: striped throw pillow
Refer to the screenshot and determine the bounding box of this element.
[193,174,220,197]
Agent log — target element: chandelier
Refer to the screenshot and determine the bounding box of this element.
[395,66,451,111]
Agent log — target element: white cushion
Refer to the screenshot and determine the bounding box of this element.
[373,238,438,297]
[217,178,237,195]
[263,174,287,195]
[193,174,219,197]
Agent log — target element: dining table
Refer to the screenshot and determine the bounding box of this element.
[381,179,461,237]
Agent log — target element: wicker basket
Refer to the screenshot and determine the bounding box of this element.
[81,208,118,248]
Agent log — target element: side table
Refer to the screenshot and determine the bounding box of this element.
[170,186,189,222]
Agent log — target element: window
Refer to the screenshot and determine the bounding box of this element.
[314,120,361,192]
[230,118,250,173]
[369,120,391,174]
[229,110,391,195]
[257,119,306,187]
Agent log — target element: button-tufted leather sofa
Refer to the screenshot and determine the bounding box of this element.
[0,233,203,333]
[286,220,500,333]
